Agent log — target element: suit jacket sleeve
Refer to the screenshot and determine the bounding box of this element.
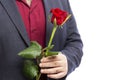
[61,0,83,76]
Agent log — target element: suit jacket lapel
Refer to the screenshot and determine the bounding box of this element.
[0,0,30,46]
[43,0,65,47]
[43,0,52,46]
[43,0,59,46]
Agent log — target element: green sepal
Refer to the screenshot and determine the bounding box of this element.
[23,60,39,80]
[18,41,42,59]
[45,51,59,57]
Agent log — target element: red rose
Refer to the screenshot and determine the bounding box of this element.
[50,8,68,25]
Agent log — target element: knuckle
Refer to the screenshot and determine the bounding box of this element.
[54,62,58,66]
[55,69,59,73]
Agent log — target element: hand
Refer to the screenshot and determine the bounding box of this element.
[39,52,68,79]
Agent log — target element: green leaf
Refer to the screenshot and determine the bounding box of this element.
[23,60,39,80]
[45,51,59,57]
[18,41,42,59]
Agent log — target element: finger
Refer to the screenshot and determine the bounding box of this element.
[41,55,60,63]
[40,61,62,68]
[41,67,64,74]
[47,72,67,79]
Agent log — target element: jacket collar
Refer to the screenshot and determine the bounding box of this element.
[42,0,59,46]
[0,0,30,46]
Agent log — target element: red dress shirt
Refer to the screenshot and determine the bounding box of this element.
[16,0,46,48]
[16,0,47,80]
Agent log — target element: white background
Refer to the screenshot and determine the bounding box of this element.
[67,0,120,80]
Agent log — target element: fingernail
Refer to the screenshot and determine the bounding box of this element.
[39,63,42,67]
[41,58,45,62]
[41,69,44,73]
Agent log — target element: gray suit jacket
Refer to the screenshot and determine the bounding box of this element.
[0,0,83,80]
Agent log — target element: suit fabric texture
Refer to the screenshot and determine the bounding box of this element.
[0,0,83,80]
